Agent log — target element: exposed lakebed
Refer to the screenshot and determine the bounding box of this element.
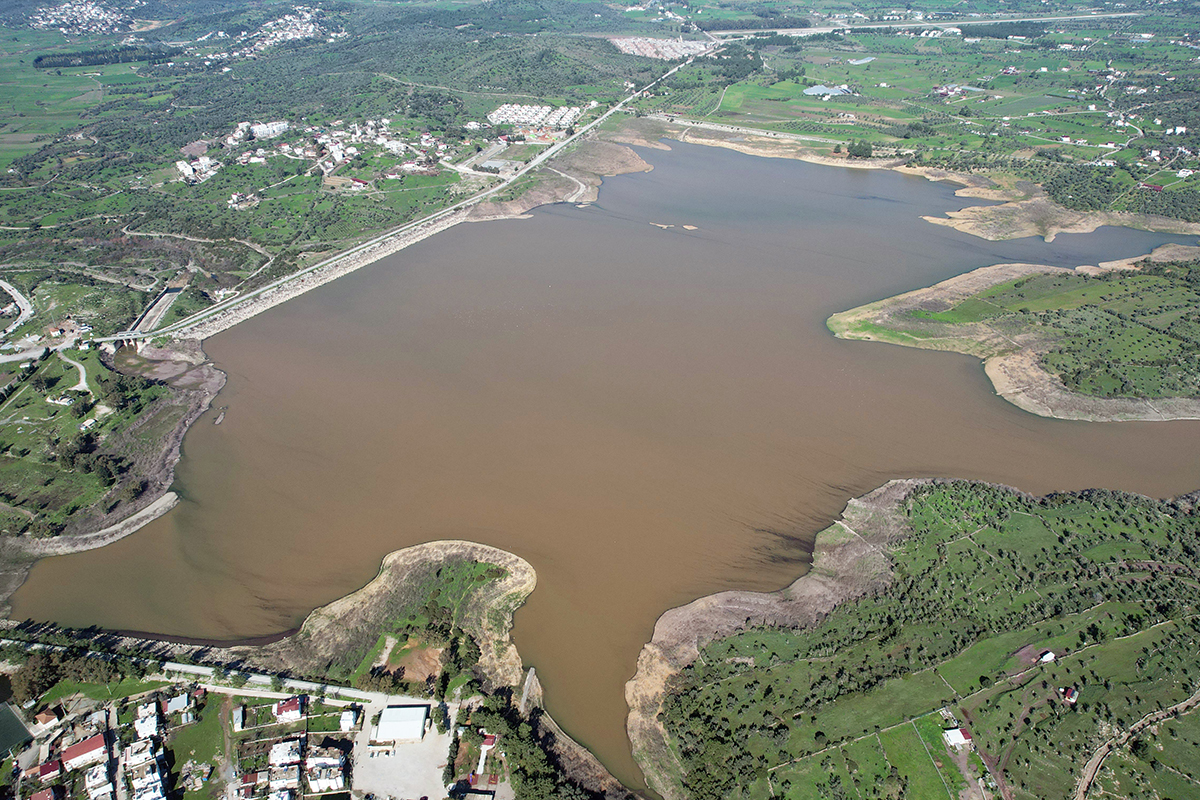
[12,142,1200,788]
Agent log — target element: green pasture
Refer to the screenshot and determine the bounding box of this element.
[660,480,1200,800]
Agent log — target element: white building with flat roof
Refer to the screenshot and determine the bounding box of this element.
[372,705,428,743]
[268,739,302,768]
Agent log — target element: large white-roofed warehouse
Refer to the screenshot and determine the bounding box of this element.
[371,705,429,745]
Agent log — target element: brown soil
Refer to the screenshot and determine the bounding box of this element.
[625,479,923,800]
[386,639,443,682]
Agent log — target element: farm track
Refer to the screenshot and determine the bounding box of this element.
[1074,685,1200,799]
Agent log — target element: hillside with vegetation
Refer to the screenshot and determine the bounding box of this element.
[652,480,1200,800]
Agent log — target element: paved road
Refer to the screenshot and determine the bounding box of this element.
[58,350,90,393]
[707,11,1142,36]
[98,47,712,343]
[0,279,33,336]
[647,114,841,145]
[0,347,46,364]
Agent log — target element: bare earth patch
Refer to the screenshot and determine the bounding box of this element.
[387,639,444,683]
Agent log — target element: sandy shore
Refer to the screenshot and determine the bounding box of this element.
[19,492,179,558]
[827,244,1200,422]
[0,492,182,617]
[625,479,921,800]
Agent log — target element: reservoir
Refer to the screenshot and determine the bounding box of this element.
[12,141,1200,789]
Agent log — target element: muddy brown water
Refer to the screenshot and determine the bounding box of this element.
[12,142,1200,790]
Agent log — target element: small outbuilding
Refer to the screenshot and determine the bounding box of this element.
[943,728,973,750]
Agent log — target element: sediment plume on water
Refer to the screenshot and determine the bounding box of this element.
[11,142,1200,790]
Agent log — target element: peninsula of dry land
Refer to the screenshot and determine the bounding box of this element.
[827,244,1200,422]
[634,479,1200,800]
[1,539,635,800]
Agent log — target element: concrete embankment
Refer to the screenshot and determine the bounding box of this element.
[180,210,473,340]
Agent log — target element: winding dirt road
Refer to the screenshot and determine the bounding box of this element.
[1073,685,1200,799]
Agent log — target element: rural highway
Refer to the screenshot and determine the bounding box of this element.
[0,279,33,336]
[707,11,1142,36]
[647,114,841,145]
[100,50,710,342]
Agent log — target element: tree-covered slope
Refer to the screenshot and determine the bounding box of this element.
[658,481,1200,800]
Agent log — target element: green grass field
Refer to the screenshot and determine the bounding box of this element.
[0,346,173,535]
[659,481,1200,800]
[39,676,168,705]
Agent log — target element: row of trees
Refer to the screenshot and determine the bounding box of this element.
[11,650,147,704]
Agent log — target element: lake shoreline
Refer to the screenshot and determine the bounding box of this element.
[826,244,1200,422]
[7,120,1200,795]
[0,339,226,615]
[605,115,1200,242]
[39,118,1193,570]
[1,538,638,799]
[625,478,921,800]
[0,136,652,600]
